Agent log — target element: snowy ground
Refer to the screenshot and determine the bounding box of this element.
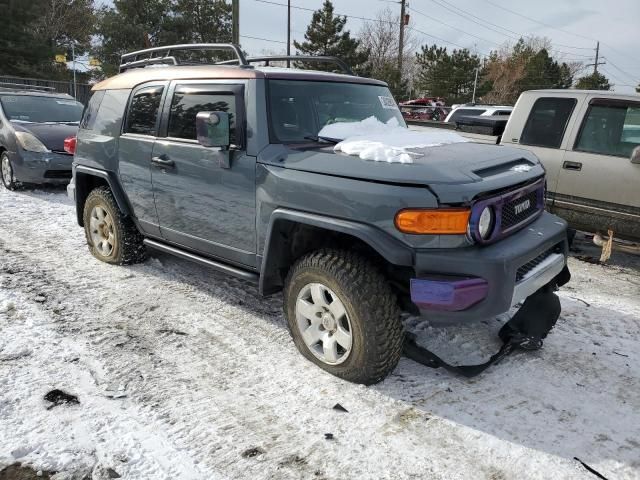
[0,186,638,480]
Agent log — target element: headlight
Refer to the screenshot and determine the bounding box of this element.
[15,131,49,153]
[478,206,495,239]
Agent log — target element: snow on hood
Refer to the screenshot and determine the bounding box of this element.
[318,116,467,164]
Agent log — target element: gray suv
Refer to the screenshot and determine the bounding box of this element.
[0,83,83,189]
[69,44,569,384]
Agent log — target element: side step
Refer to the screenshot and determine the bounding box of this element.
[143,238,259,283]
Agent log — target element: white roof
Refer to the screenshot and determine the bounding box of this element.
[524,89,640,99]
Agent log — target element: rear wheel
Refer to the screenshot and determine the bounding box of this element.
[284,249,403,385]
[0,152,18,190]
[83,186,147,265]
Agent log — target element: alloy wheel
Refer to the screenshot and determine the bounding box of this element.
[295,283,353,365]
[89,205,116,257]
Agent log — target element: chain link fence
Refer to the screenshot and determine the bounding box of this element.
[0,75,93,104]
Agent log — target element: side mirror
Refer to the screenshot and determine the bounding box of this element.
[631,146,640,164]
[196,111,230,148]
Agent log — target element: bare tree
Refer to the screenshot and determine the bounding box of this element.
[33,0,95,53]
[482,36,584,104]
[359,7,416,96]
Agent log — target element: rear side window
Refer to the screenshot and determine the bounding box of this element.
[520,97,576,148]
[124,86,164,136]
[448,108,485,122]
[80,91,105,130]
[92,90,130,136]
[168,88,236,141]
[575,103,640,157]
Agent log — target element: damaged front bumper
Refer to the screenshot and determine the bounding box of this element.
[410,211,569,323]
[9,149,73,184]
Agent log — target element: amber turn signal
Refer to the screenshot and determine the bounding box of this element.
[395,208,471,234]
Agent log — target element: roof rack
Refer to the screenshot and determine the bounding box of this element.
[119,43,249,72]
[218,55,353,75]
[0,82,57,93]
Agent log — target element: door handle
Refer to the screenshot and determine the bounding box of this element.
[151,155,175,168]
[562,160,582,171]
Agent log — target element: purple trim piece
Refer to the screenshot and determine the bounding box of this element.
[410,277,489,311]
[469,178,545,245]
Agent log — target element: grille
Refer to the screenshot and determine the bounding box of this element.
[516,246,558,282]
[44,170,72,179]
[501,189,539,231]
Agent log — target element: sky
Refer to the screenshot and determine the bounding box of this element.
[97,0,640,94]
[237,0,640,93]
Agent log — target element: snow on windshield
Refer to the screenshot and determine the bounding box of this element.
[318,116,467,164]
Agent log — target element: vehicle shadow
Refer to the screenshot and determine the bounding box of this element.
[11,185,73,206]
[144,249,639,478]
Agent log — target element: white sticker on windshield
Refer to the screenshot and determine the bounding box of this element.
[56,100,78,105]
[2,96,17,102]
[378,96,398,110]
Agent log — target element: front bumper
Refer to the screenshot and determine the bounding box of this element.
[411,211,568,323]
[9,149,73,184]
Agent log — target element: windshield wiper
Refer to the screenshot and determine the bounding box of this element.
[303,135,341,144]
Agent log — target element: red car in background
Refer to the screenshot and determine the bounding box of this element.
[400,97,450,122]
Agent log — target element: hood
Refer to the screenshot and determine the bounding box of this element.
[259,142,545,203]
[12,121,79,152]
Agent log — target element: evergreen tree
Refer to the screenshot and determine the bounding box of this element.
[171,0,232,44]
[95,0,176,77]
[520,48,573,90]
[95,0,233,78]
[0,0,55,77]
[636,83,639,93]
[414,44,482,104]
[575,72,611,90]
[293,0,368,73]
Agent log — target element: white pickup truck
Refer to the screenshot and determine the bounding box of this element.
[411,89,640,240]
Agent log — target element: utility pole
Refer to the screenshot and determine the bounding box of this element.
[71,42,77,100]
[287,0,291,68]
[587,41,606,75]
[471,67,479,104]
[232,0,240,45]
[398,0,406,74]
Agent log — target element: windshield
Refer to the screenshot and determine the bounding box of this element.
[267,79,405,143]
[0,95,83,123]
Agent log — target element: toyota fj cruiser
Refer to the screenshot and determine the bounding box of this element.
[69,44,569,384]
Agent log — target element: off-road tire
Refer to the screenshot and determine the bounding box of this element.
[0,152,18,190]
[83,186,147,265]
[284,249,403,385]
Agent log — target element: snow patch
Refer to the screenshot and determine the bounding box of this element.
[318,116,467,164]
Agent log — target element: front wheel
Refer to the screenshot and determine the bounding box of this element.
[83,186,147,265]
[284,249,404,385]
[0,152,18,190]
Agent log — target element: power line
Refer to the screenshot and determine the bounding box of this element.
[240,34,287,44]
[481,0,592,49]
[423,0,594,58]
[406,26,471,52]
[604,58,639,83]
[252,0,478,52]
[482,0,640,66]
[250,0,593,64]
[599,68,636,87]
[407,5,497,50]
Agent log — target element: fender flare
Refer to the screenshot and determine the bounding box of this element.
[259,208,413,295]
[74,165,132,226]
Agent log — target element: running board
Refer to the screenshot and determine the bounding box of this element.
[143,238,259,282]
